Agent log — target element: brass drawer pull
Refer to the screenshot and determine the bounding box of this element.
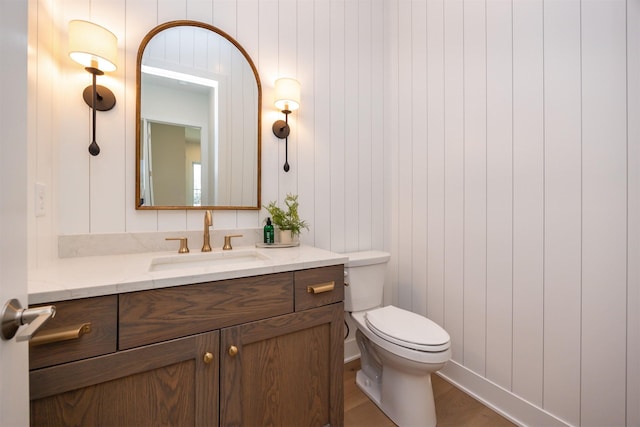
[306,281,335,294]
[30,322,92,346]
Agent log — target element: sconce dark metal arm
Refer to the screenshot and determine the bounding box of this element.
[83,66,116,156]
[272,109,292,172]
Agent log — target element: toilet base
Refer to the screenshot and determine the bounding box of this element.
[355,364,438,427]
[356,369,382,408]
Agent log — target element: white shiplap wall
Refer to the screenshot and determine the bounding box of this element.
[387,1,638,427]
[27,0,639,426]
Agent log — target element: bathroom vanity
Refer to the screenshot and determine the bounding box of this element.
[27,246,346,427]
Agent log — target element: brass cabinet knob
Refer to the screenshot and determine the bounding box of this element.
[203,352,214,364]
[228,345,238,357]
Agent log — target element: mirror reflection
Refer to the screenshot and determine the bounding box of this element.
[136,21,261,210]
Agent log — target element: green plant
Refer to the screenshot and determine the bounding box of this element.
[264,193,309,236]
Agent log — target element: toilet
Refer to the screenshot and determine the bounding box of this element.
[344,251,451,427]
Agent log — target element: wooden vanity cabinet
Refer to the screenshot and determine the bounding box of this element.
[29,265,344,427]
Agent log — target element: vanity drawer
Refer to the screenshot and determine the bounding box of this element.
[294,265,345,311]
[29,295,118,370]
[119,272,294,349]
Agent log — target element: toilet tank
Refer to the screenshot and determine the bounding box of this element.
[343,251,391,312]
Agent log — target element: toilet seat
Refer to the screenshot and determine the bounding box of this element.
[365,306,450,352]
[351,309,450,365]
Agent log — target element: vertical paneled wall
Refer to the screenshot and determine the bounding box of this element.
[28,0,387,266]
[389,1,638,426]
[512,0,544,408]
[543,1,583,422]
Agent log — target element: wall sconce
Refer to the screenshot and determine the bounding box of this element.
[68,20,118,156]
[272,78,300,172]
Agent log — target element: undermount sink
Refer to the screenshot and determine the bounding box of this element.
[149,249,269,272]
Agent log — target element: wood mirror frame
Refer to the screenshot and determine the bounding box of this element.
[136,20,261,210]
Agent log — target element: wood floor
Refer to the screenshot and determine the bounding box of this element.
[344,359,517,427]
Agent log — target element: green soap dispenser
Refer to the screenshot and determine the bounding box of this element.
[264,217,275,244]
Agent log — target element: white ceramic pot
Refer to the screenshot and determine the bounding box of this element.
[279,229,294,244]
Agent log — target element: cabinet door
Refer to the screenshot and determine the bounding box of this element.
[220,303,344,427]
[30,331,219,427]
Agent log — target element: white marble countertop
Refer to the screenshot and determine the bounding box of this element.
[28,245,348,305]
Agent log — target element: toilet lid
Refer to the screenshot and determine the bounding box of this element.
[365,306,450,352]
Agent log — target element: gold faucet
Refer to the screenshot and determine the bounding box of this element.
[202,210,212,252]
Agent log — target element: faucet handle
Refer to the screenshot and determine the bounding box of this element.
[222,234,243,251]
[166,237,189,253]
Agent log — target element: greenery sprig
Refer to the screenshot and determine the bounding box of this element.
[264,193,309,236]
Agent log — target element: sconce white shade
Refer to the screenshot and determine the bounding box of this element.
[68,20,117,72]
[274,78,300,111]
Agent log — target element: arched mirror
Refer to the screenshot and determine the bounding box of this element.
[136,21,261,210]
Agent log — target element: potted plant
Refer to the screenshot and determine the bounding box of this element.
[264,194,309,244]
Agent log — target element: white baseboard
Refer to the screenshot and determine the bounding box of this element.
[344,337,360,363]
[438,361,571,427]
[344,313,360,363]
